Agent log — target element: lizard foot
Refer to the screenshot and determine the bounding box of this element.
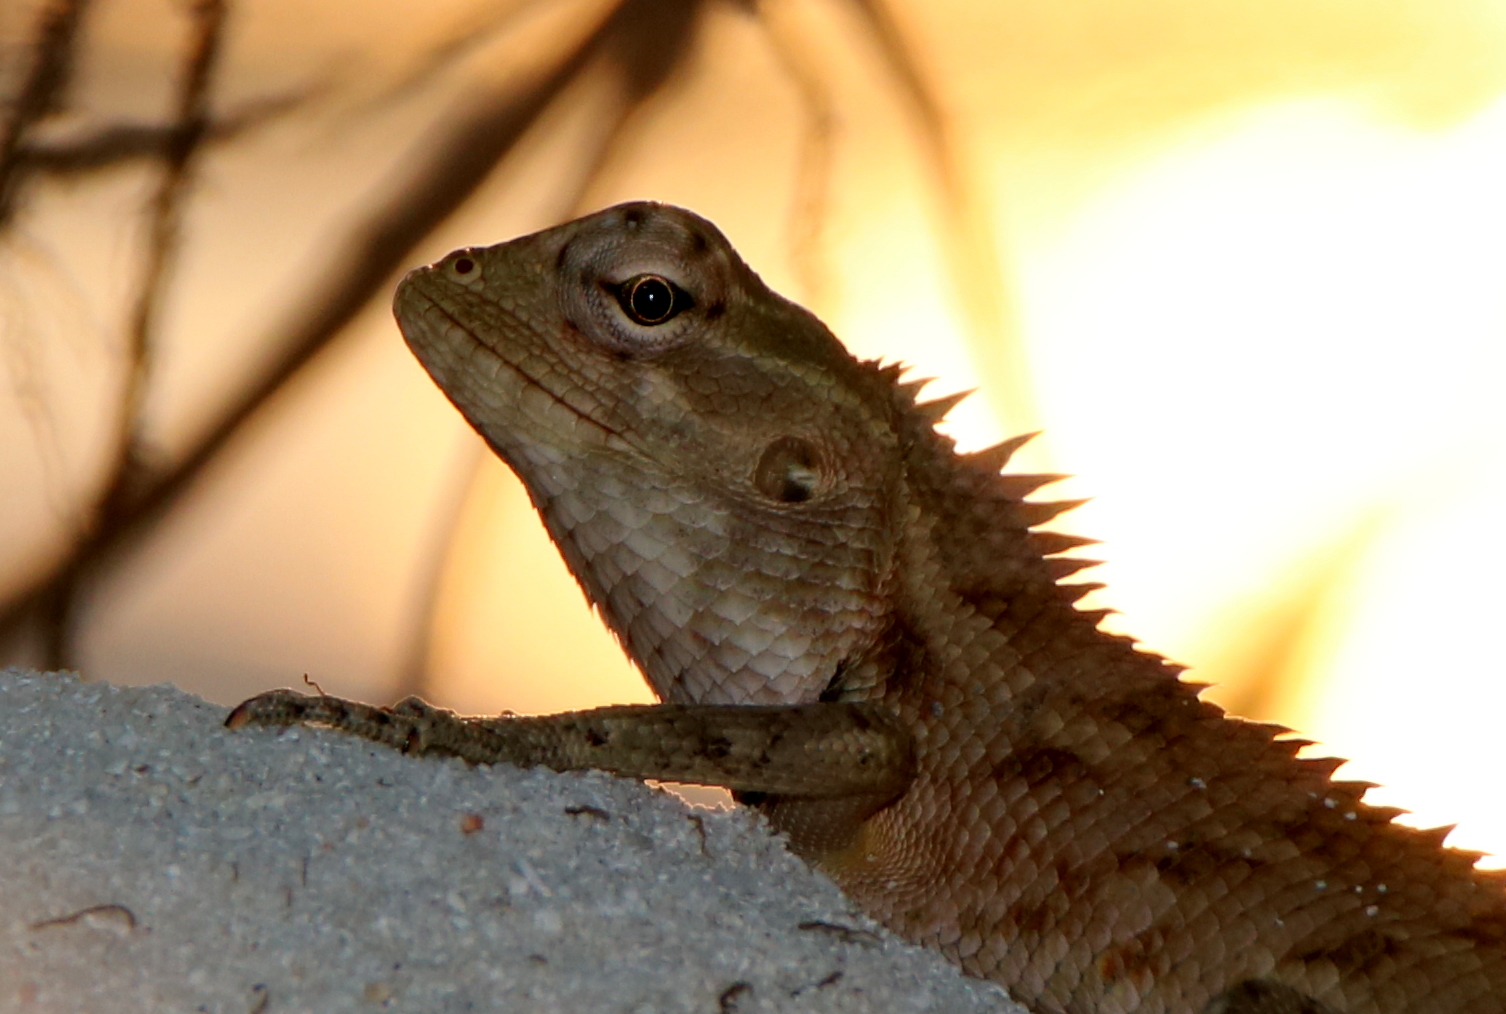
[225,688,448,753]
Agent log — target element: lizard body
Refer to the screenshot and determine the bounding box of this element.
[230,203,1506,1012]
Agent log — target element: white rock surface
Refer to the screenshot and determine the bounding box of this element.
[0,669,1022,1013]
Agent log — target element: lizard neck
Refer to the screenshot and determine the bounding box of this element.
[837,378,1181,709]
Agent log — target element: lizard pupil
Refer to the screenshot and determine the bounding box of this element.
[755,436,822,503]
[620,274,681,325]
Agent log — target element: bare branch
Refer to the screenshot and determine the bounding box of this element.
[0,0,93,225]
[391,443,485,700]
[847,0,1040,436]
[110,0,228,512]
[1212,514,1384,722]
[41,0,229,668]
[755,6,838,308]
[0,1,628,663]
[15,90,308,175]
[373,0,554,108]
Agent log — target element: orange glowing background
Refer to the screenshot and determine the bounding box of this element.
[2,0,1504,859]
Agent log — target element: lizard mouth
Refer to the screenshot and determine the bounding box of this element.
[398,281,629,449]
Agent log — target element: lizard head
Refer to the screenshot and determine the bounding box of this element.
[394,202,905,706]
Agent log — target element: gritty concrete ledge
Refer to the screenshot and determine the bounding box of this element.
[0,669,1021,1013]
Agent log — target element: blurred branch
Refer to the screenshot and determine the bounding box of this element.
[41,0,229,667]
[1211,514,1385,723]
[0,0,93,225]
[0,0,709,672]
[756,4,837,308]
[374,0,553,107]
[393,442,485,700]
[110,0,228,511]
[14,90,308,175]
[847,0,1039,436]
[3,0,1014,693]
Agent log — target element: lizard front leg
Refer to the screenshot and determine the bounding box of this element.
[226,690,915,806]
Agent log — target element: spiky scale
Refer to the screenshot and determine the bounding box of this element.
[1056,581,1106,603]
[1013,498,1090,527]
[1300,756,1347,779]
[896,375,935,399]
[1043,556,1103,580]
[964,432,1039,474]
[1028,529,1100,556]
[995,473,1069,499]
[913,388,974,423]
[1074,606,1115,627]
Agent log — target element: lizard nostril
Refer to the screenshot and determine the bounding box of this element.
[452,256,475,275]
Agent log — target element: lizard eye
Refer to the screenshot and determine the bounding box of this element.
[754,436,823,503]
[616,274,691,325]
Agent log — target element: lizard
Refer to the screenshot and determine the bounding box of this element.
[227,201,1506,1013]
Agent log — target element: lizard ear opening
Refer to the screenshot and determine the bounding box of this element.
[755,436,824,503]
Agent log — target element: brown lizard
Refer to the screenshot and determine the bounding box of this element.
[228,202,1506,1013]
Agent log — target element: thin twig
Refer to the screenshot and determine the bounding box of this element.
[756,5,838,308]
[848,0,1039,437]
[0,2,624,666]
[42,0,228,668]
[110,0,228,513]
[14,90,308,175]
[0,0,93,226]
[372,0,553,108]
[391,441,483,700]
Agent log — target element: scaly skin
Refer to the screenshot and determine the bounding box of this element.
[230,203,1506,1013]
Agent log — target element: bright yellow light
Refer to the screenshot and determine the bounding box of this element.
[1009,93,1506,862]
[1304,450,1506,862]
